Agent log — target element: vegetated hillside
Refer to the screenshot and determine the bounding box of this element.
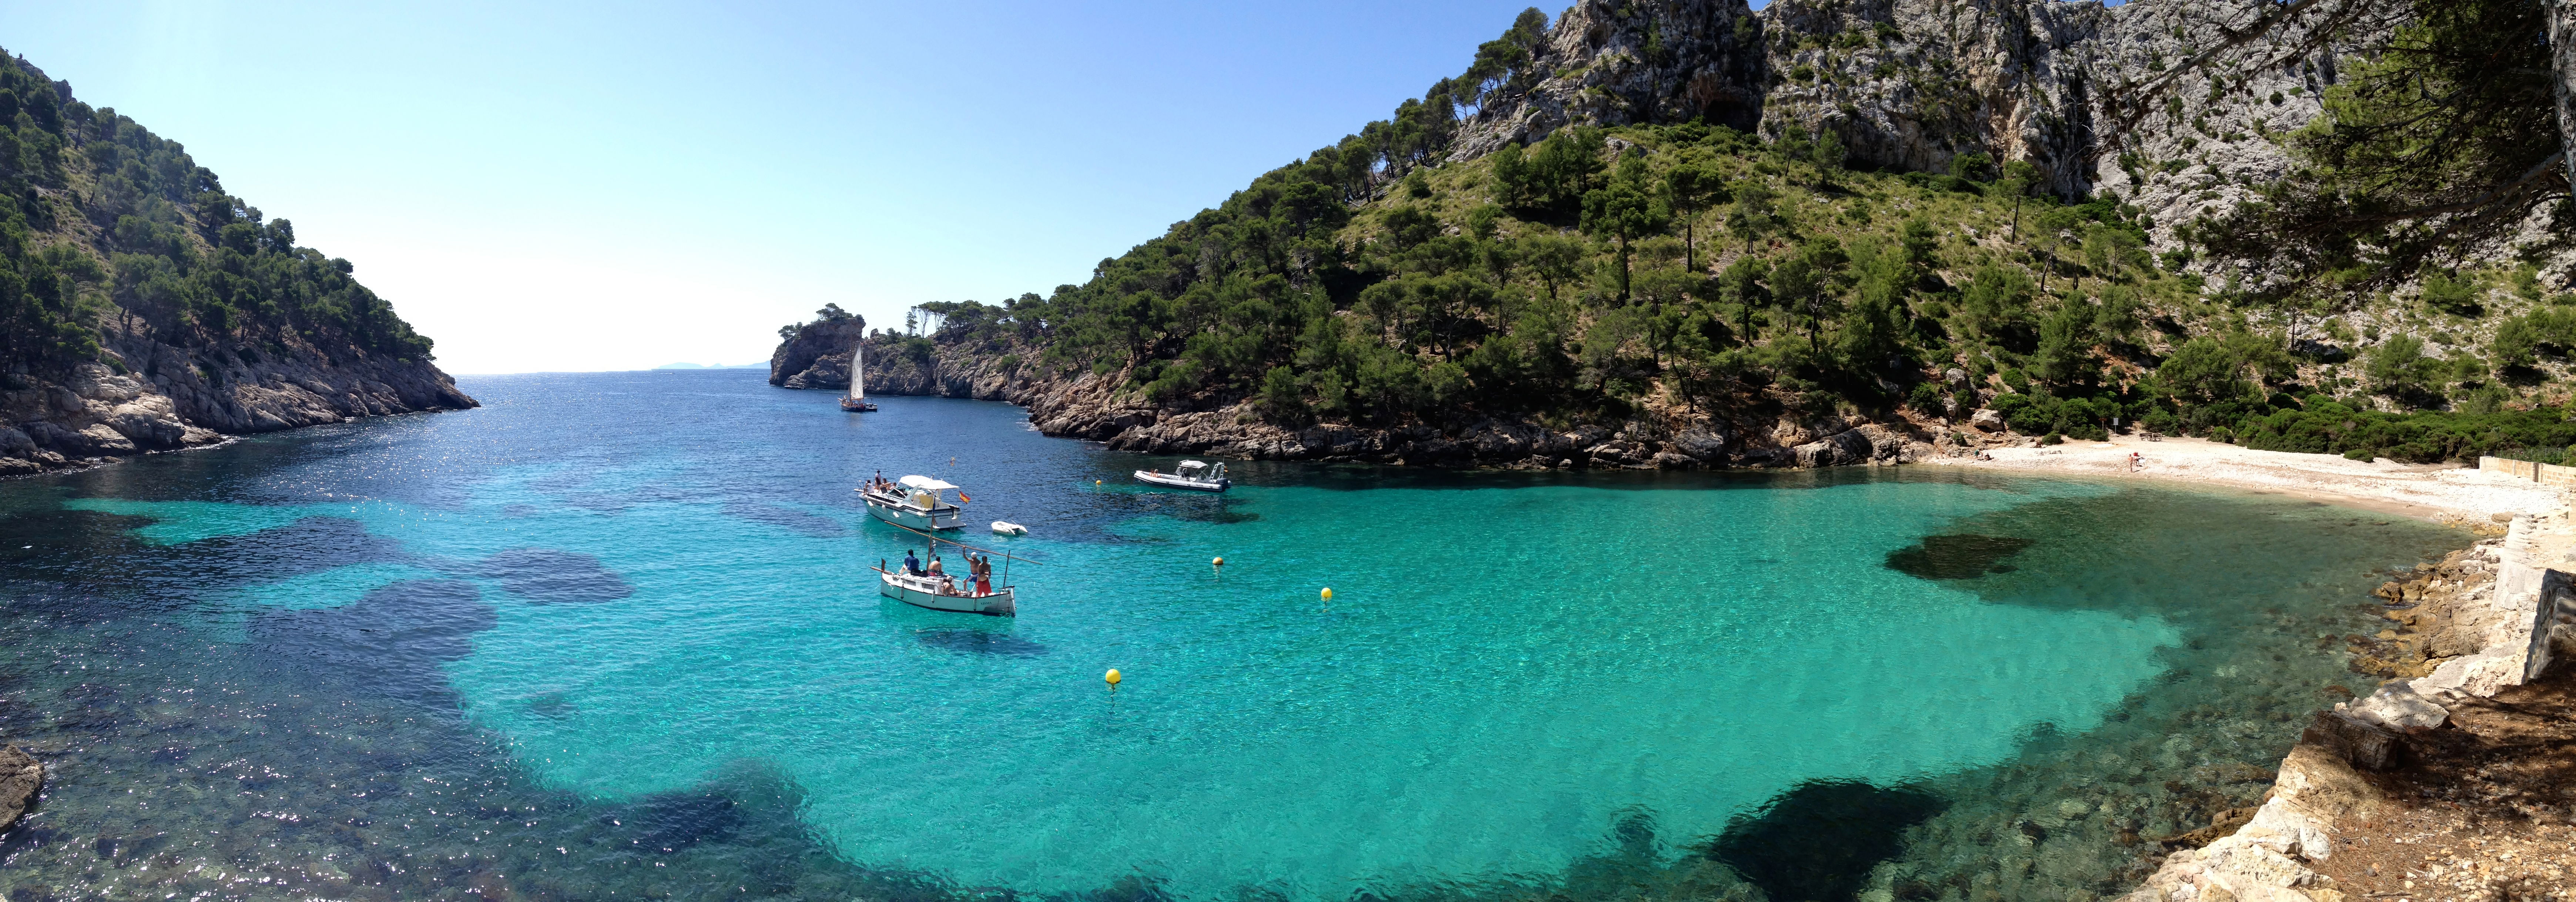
[771,0,2576,468]
[0,49,473,475]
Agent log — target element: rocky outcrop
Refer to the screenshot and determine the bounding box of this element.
[1446,0,1771,155]
[0,745,38,834]
[1451,0,2384,253]
[1791,423,1915,468]
[768,316,865,390]
[2,323,476,477]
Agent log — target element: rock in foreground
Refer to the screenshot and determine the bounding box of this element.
[0,745,40,833]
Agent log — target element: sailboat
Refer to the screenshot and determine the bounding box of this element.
[839,336,876,412]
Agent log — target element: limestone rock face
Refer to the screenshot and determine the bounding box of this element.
[0,745,39,834]
[2,328,477,476]
[1447,0,1770,158]
[1969,408,2008,433]
[1451,0,2379,258]
[2346,683,2447,733]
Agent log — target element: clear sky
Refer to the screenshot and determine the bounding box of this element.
[0,1,1616,373]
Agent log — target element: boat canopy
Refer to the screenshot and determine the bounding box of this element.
[1178,461,1208,469]
[899,475,957,491]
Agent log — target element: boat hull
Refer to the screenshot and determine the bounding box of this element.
[840,398,876,412]
[865,494,962,530]
[1133,470,1230,492]
[878,570,1013,616]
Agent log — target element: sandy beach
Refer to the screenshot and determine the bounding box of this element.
[1918,434,2567,521]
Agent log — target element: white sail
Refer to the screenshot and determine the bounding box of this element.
[850,339,866,400]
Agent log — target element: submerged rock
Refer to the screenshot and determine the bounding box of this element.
[480,549,636,604]
[249,579,499,702]
[1885,534,2035,580]
[1711,779,1947,902]
[0,745,38,833]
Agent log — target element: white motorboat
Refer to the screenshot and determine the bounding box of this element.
[858,474,966,530]
[840,339,876,412]
[990,521,1028,535]
[873,565,1014,616]
[1133,460,1231,492]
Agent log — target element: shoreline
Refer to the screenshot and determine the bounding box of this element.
[1917,434,2563,524]
[2116,498,2576,900]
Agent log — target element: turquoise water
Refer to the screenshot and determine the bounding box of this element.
[0,371,2464,901]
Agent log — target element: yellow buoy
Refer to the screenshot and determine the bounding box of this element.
[1212,557,1225,567]
[1105,669,1122,686]
[1321,587,1333,601]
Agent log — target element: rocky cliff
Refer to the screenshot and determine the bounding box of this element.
[1456,0,2386,256]
[0,49,473,477]
[1,339,472,477]
[768,315,865,391]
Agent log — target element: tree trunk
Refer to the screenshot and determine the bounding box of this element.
[2549,0,2576,197]
[1617,235,1632,303]
[1684,217,1695,275]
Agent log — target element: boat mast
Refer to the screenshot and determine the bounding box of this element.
[884,521,1037,586]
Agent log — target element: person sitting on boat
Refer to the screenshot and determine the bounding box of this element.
[903,549,924,576]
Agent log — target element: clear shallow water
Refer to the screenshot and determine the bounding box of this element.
[0,371,2463,901]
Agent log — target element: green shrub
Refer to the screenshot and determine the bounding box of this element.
[2232,401,2576,463]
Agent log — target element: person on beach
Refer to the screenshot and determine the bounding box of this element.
[2129,451,2143,472]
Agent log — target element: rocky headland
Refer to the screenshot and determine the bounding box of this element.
[0,51,474,477]
[0,333,475,478]
[773,334,1923,469]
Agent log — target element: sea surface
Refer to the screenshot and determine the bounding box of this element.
[0,370,2462,902]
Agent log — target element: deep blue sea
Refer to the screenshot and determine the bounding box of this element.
[0,370,2460,902]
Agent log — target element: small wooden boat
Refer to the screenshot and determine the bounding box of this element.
[871,522,1036,617]
[859,475,965,530]
[873,565,1015,616]
[840,339,876,412]
[1133,460,1231,492]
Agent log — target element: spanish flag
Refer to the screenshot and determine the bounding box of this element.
[957,492,971,504]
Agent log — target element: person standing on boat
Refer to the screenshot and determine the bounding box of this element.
[971,554,992,596]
